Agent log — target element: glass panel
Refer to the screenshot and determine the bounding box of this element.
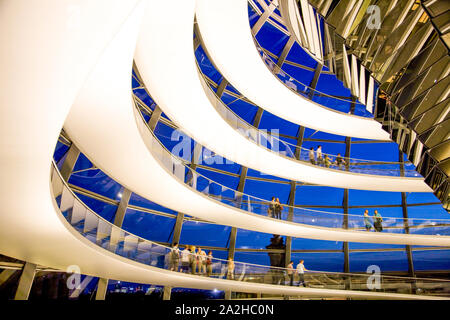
[179,221,231,248]
[132,98,448,235]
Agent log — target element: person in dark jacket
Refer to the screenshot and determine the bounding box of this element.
[275,198,283,219]
[335,153,347,169]
[309,147,316,165]
[169,243,180,272]
[268,197,276,218]
[373,210,383,232]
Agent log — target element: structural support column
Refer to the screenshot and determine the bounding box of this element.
[285,181,296,267]
[402,191,416,277]
[277,37,295,68]
[225,227,237,301]
[163,210,185,301]
[216,78,228,98]
[343,137,351,293]
[95,277,108,300]
[96,188,132,300]
[163,286,172,300]
[113,188,132,227]
[171,212,185,246]
[399,150,416,292]
[227,228,237,261]
[308,63,323,99]
[60,143,80,181]
[350,95,357,115]
[294,127,305,160]
[225,107,262,301]
[0,269,17,286]
[251,1,277,35]
[283,120,305,268]
[148,105,162,131]
[14,262,37,300]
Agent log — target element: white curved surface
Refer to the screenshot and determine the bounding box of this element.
[134,0,428,192]
[0,0,143,262]
[49,214,449,301]
[62,0,449,246]
[195,0,389,140]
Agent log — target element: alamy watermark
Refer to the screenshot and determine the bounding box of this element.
[169,128,285,171]
[366,5,381,30]
[366,264,381,290]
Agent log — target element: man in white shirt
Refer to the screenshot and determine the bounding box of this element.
[197,247,207,275]
[316,146,323,166]
[296,260,308,287]
[180,246,190,273]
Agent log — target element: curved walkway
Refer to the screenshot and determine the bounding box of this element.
[52,164,449,300]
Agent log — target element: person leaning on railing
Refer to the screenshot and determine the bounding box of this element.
[324,155,332,168]
[334,153,347,169]
[275,198,283,219]
[364,210,372,231]
[169,242,180,272]
[316,146,323,165]
[373,210,383,232]
[287,261,295,286]
[189,245,197,274]
[197,247,207,275]
[296,260,308,287]
[180,246,190,273]
[309,147,316,165]
[227,258,235,280]
[268,197,276,218]
[206,251,213,277]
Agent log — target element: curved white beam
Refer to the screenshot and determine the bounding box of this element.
[195,0,389,140]
[0,0,144,259]
[134,0,429,192]
[38,210,450,301]
[62,0,449,245]
[55,207,446,300]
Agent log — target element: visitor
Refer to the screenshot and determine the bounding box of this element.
[169,242,180,272]
[335,153,347,169]
[309,147,316,165]
[363,210,372,231]
[287,261,294,286]
[189,245,197,274]
[324,155,331,168]
[296,259,308,287]
[180,246,190,273]
[316,146,323,166]
[197,247,207,275]
[227,258,235,280]
[373,210,383,232]
[275,197,283,219]
[268,197,276,218]
[206,251,213,277]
